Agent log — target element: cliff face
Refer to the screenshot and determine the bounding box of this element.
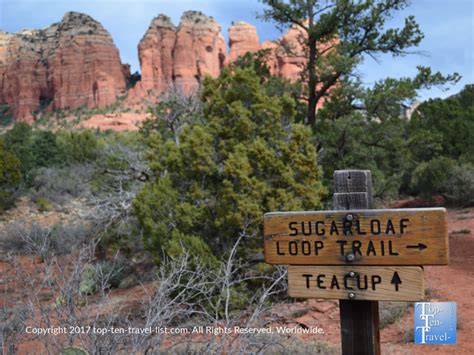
[133,15,310,101]
[262,24,307,82]
[173,11,226,95]
[0,12,127,122]
[1,11,326,122]
[228,21,260,62]
[136,15,176,96]
[131,11,226,99]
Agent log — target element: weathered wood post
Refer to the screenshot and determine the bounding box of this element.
[334,170,380,355]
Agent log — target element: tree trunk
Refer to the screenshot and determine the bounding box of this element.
[307,3,317,127]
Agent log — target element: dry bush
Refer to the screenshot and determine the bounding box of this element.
[1,222,90,259]
[2,228,290,354]
[379,302,411,329]
[29,164,94,205]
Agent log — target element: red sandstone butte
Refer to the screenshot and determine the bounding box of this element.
[262,24,307,82]
[0,12,127,122]
[2,10,336,122]
[129,11,227,102]
[262,23,336,109]
[228,21,260,62]
[136,15,176,97]
[173,11,226,95]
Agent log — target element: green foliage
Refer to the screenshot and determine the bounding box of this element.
[0,104,13,127]
[59,130,99,163]
[79,261,123,295]
[232,48,272,78]
[0,140,22,212]
[3,123,34,180]
[31,130,63,167]
[0,124,102,213]
[315,78,470,202]
[60,347,88,355]
[134,67,326,264]
[410,157,455,197]
[2,124,100,185]
[258,0,462,201]
[399,85,474,198]
[165,230,218,266]
[79,265,97,294]
[232,50,306,121]
[259,0,439,125]
[35,196,53,212]
[444,163,474,206]
[410,85,474,162]
[315,111,410,201]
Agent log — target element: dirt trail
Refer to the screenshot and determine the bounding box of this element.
[380,208,474,354]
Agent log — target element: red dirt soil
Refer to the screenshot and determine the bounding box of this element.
[2,207,473,354]
[79,112,149,131]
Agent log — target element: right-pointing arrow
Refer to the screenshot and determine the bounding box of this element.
[406,243,427,251]
[391,271,402,291]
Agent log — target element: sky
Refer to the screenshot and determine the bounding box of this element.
[1,0,473,100]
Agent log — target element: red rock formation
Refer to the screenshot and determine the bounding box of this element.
[0,12,127,122]
[132,18,313,100]
[262,24,307,81]
[0,31,48,122]
[173,11,226,95]
[130,17,319,103]
[136,15,176,96]
[261,24,337,109]
[228,21,259,62]
[129,11,227,102]
[1,11,336,122]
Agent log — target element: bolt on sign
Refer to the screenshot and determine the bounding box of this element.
[264,208,448,265]
[288,266,424,301]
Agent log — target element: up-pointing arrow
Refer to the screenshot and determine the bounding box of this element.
[391,271,402,291]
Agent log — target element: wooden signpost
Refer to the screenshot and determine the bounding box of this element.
[264,208,448,265]
[262,170,449,355]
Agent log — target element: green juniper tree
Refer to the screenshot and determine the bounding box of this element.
[0,140,21,212]
[314,70,462,200]
[133,67,326,264]
[409,84,474,163]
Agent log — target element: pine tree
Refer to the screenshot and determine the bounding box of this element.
[259,0,458,126]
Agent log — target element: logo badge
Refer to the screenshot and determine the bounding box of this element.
[414,302,456,344]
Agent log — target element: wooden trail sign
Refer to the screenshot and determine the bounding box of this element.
[288,265,424,301]
[264,208,448,265]
[262,170,451,354]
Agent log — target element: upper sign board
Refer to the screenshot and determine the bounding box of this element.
[264,208,448,265]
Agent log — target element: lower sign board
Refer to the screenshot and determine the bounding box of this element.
[264,208,448,265]
[288,266,424,301]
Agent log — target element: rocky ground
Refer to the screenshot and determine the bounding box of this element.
[1,206,473,354]
[79,112,149,131]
